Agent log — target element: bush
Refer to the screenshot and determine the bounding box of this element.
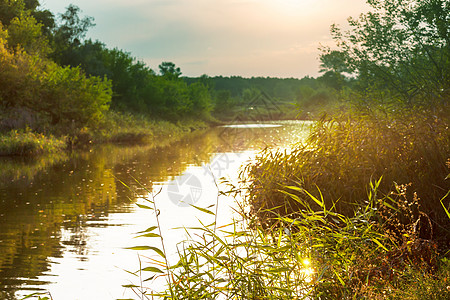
[0,25,112,133]
[36,62,112,129]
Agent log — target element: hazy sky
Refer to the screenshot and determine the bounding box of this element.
[41,0,369,78]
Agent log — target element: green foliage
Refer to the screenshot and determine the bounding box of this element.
[324,0,450,105]
[319,49,351,74]
[53,35,214,120]
[0,0,54,34]
[214,89,233,111]
[186,75,308,102]
[187,82,213,117]
[55,4,93,44]
[0,28,35,110]
[36,62,112,128]
[0,28,112,132]
[185,75,345,120]
[0,0,26,26]
[7,12,50,55]
[159,61,182,80]
[51,4,94,64]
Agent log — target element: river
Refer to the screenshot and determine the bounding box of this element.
[0,120,312,300]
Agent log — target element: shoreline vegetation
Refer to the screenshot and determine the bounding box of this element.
[0,113,211,157]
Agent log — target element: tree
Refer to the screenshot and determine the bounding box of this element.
[7,13,50,55]
[52,4,94,65]
[159,61,182,80]
[319,48,351,74]
[0,26,111,130]
[188,82,213,116]
[37,63,111,127]
[0,0,54,35]
[317,71,346,91]
[54,4,94,45]
[0,0,25,25]
[323,0,449,105]
[215,90,232,111]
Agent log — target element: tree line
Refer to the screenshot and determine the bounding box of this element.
[0,0,352,135]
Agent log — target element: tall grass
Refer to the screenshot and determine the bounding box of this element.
[124,177,449,299]
[0,129,66,156]
[243,106,450,247]
[65,111,209,148]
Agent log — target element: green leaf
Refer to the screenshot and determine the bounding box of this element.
[265,267,291,273]
[440,190,450,219]
[143,275,156,282]
[136,203,153,210]
[148,246,166,258]
[125,246,165,258]
[122,284,139,288]
[190,204,215,215]
[137,232,160,238]
[125,246,153,251]
[20,294,47,300]
[302,188,325,209]
[141,266,164,273]
[333,269,345,286]
[371,238,388,251]
[137,226,158,233]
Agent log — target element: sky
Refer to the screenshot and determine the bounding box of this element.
[40,0,369,78]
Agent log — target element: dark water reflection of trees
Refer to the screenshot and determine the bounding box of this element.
[0,129,219,298]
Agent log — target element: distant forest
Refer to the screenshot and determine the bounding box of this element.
[184,75,346,120]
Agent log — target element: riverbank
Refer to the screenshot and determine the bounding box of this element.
[0,111,210,157]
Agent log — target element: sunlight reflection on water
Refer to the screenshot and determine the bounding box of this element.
[222,124,283,128]
[3,120,314,299]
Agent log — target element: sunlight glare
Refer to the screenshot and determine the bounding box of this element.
[300,258,314,282]
[302,258,311,266]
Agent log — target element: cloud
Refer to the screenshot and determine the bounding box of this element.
[43,0,369,77]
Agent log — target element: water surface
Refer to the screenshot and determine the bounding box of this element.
[0,120,312,299]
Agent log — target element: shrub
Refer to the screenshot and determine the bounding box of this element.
[0,25,112,133]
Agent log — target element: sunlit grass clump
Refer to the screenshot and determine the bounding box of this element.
[244,106,450,246]
[61,111,209,148]
[0,129,66,156]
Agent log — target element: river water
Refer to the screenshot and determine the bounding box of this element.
[0,120,312,300]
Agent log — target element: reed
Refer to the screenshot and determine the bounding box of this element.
[243,106,450,247]
[123,177,449,299]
